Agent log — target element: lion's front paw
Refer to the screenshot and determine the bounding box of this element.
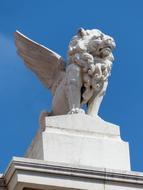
[68,108,85,114]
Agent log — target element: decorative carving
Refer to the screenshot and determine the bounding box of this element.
[15,28,115,116]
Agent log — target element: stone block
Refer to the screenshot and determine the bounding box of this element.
[26,114,131,171]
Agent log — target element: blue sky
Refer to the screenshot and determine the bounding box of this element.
[0,0,143,172]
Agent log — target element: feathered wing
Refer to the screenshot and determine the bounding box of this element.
[14,31,66,94]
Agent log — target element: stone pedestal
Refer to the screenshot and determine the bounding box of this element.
[26,114,131,171]
[4,114,143,190]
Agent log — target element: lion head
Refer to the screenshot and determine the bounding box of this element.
[68,28,116,64]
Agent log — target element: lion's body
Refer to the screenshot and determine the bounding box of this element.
[15,28,115,116]
[51,29,115,115]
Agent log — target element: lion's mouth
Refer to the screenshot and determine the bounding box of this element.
[99,46,111,52]
[98,46,111,57]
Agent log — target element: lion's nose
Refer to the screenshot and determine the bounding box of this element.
[104,38,116,48]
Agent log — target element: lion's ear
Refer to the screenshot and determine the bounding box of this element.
[77,28,86,37]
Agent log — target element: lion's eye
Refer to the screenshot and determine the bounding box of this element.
[96,36,102,40]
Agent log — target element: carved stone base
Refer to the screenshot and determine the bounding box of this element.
[26,114,131,171]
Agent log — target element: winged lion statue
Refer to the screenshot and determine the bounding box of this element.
[14,28,116,117]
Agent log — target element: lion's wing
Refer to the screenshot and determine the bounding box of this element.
[15,31,66,94]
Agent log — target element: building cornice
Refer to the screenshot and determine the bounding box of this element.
[4,157,143,190]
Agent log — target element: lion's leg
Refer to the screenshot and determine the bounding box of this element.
[65,64,84,114]
[87,81,108,116]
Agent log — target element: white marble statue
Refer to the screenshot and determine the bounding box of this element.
[15,28,116,116]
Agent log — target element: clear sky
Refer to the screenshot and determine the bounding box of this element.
[0,0,143,173]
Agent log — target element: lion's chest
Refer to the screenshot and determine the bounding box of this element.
[81,61,108,104]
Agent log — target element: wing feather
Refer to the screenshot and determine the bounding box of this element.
[14,31,66,92]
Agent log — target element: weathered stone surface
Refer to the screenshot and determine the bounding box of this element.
[26,114,130,171]
[4,157,143,190]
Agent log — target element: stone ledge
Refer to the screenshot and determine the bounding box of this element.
[4,157,143,190]
[0,174,6,190]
